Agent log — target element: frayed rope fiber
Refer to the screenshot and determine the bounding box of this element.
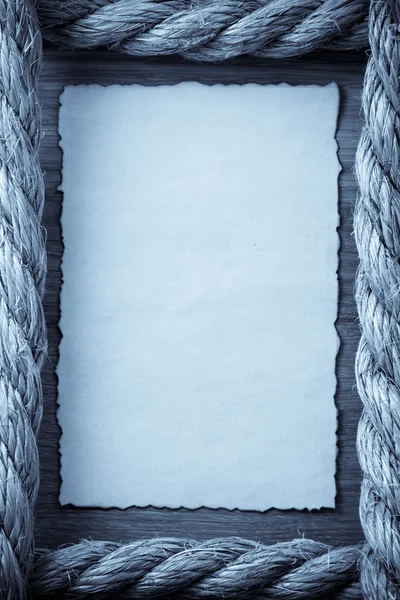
[29,538,362,599]
[0,0,398,598]
[37,0,370,59]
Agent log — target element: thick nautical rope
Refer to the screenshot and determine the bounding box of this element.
[0,0,397,599]
[354,0,400,598]
[30,538,362,599]
[0,0,46,598]
[37,0,370,60]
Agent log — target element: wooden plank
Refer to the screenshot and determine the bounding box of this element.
[36,46,366,549]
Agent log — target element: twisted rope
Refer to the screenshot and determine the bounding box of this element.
[0,0,46,598]
[354,0,400,598]
[30,538,362,599]
[0,0,397,598]
[37,0,370,60]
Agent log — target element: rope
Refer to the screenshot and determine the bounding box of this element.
[29,538,362,599]
[354,0,400,598]
[37,0,370,60]
[0,0,46,598]
[0,0,397,598]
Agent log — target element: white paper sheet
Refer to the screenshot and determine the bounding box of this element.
[58,82,340,510]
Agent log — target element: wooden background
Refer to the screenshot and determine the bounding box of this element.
[35,47,367,550]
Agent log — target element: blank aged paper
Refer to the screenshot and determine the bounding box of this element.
[58,82,340,510]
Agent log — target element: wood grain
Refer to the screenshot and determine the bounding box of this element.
[35,47,366,550]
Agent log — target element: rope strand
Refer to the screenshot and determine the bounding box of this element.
[0,0,46,598]
[355,0,400,597]
[37,0,369,60]
[30,538,361,599]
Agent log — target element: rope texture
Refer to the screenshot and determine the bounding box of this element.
[0,0,46,598]
[354,0,400,598]
[30,538,362,599]
[0,0,397,598]
[37,0,370,60]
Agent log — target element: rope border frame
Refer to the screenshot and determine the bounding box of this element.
[0,1,398,598]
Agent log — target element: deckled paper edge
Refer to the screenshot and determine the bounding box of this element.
[56,82,341,512]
